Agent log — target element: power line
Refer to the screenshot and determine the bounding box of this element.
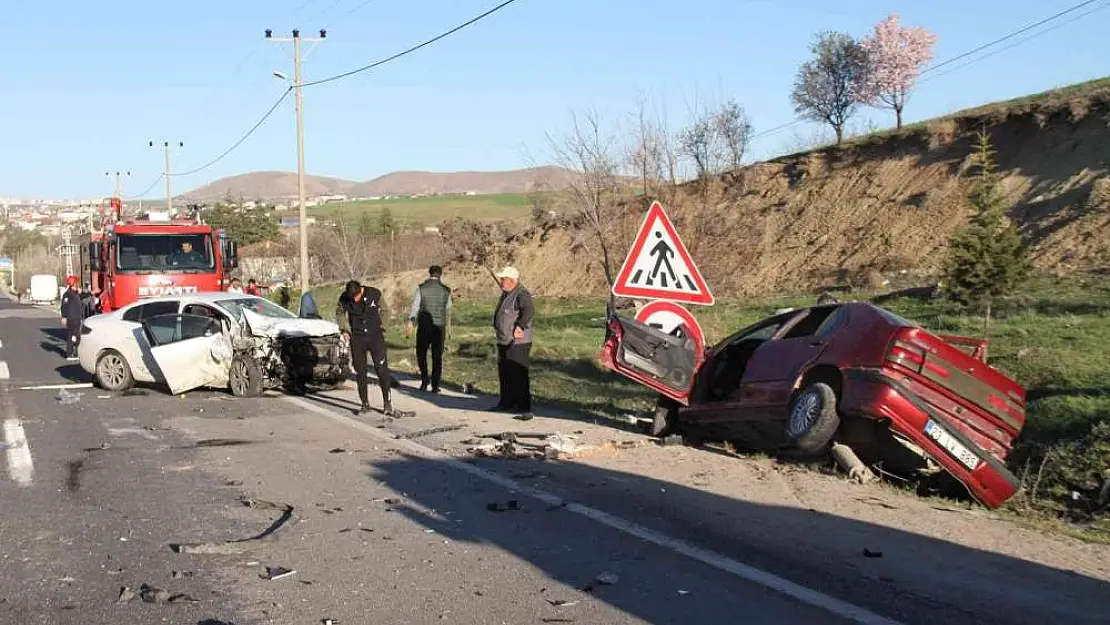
[301,0,525,88]
[342,0,377,17]
[126,174,165,200]
[750,0,1107,143]
[919,0,1104,76]
[919,2,1110,84]
[168,88,293,178]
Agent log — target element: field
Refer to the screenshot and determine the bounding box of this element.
[310,193,532,226]
[290,275,1109,532]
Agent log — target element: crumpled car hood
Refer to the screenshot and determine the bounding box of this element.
[242,308,341,338]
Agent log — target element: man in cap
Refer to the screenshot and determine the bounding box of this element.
[336,279,406,416]
[407,265,452,393]
[490,266,535,420]
[59,275,84,361]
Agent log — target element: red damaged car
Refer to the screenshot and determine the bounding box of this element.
[599,302,1026,509]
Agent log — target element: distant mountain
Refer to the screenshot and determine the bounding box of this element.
[181,166,575,202]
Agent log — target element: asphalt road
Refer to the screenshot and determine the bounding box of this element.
[0,293,1105,625]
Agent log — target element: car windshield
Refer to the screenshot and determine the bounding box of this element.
[215,297,297,323]
[116,234,214,271]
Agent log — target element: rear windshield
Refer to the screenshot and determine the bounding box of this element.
[875,307,916,328]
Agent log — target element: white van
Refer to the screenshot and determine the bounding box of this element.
[29,274,59,306]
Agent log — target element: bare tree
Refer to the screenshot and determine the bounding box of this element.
[680,111,718,180]
[714,98,753,170]
[626,95,683,206]
[546,109,625,291]
[791,31,869,145]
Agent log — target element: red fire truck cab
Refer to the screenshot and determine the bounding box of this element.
[81,199,239,313]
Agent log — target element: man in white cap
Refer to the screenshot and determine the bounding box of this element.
[490,266,534,420]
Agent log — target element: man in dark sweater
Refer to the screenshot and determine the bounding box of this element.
[336,280,404,416]
[490,266,535,420]
[407,265,452,393]
[59,275,84,361]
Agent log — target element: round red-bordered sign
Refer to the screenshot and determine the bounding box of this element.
[634,300,705,356]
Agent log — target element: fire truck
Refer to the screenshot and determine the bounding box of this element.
[80,197,239,312]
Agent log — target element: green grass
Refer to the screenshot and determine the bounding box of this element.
[287,276,1110,531]
[310,193,532,226]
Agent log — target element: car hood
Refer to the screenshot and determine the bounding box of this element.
[242,308,340,338]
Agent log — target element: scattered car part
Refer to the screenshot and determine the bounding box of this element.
[831,443,878,484]
[169,497,293,555]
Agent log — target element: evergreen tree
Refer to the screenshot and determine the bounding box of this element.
[943,129,1029,347]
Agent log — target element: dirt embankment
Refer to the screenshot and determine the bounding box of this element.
[442,83,1110,298]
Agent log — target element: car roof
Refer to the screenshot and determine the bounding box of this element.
[125,292,266,307]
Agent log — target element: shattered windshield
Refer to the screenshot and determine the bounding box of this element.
[116,234,214,271]
[216,297,297,323]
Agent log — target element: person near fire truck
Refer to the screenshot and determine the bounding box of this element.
[60,275,85,361]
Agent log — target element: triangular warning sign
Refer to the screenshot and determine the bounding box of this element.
[611,201,714,306]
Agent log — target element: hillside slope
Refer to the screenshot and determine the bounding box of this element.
[182,166,572,202]
[484,79,1110,298]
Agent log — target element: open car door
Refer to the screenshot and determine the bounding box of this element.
[599,314,699,404]
[141,313,233,395]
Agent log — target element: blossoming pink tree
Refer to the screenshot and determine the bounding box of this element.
[859,14,938,129]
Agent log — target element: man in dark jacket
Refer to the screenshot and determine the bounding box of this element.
[59,275,84,361]
[490,266,534,420]
[407,265,452,393]
[336,280,403,416]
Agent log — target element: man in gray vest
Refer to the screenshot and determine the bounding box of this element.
[407,265,452,393]
[490,266,534,420]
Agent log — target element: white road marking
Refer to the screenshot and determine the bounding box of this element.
[285,396,905,625]
[17,383,94,390]
[2,418,35,487]
[0,361,9,380]
[0,338,4,348]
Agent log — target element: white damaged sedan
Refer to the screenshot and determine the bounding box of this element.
[77,293,350,396]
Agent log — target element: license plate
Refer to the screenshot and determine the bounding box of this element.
[924,420,981,471]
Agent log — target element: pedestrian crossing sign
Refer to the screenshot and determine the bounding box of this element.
[611,201,714,306]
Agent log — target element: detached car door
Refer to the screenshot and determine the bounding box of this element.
[599,314,699,404]
[141,313,232,395]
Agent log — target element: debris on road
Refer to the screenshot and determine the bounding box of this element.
[328,447,347,454]
[169,497,294,555]
[863,549,884,558]
[0,440,24,451]
[582,571,619,592]
[170,571,194,580]
[192,438,254,448]
[678,590,690,596]
[545,599,580,608]
[486,500,520,512]
[660,434,685,447]
[117,584,198,605]
[832,443,878,484]
[261,566,296,581]
[56,389,82,405]
[395,424,466,440]
[543,433,586,458]
[121,389,149,397]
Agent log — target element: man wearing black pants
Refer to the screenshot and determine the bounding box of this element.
[336,280,404,416]
[407,265,452,393]
[60,275,84,361]
[490,266,535,420]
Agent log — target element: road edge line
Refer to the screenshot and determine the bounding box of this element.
[285,395,905,625]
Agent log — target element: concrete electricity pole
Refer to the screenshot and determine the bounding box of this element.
[265,28,326,293]
[106,171,130,198]
[149,141,183,212]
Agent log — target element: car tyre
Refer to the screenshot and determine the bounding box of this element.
[229,355,264,398]
[95,350,135,392]
[786,382,840,454]
[650,396,681,437]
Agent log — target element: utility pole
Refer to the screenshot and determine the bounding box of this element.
[57,227,79,279]
[105,171,131,199]
[265,28,326,293]
[149,141,183,213]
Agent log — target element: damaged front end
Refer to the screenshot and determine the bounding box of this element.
[238,309,350,392]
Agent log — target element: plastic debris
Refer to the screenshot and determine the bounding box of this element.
[486,500,520,512]
[117,584,198,604]
[56,389,82,405]
[261,566,296,581]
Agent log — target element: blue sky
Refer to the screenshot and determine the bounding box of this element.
[1,0,1107,199]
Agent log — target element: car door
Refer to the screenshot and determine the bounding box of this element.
[599,314,699,404]
[738,306,846,411]
[141,313,232,395]
[120,300,181,380]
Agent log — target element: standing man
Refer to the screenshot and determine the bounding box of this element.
[407,265,452,393]
[59,275,84,361]
[227,278,244,294]
[490,266,534,420]
[245,279,262,296]
[336,280,402,416]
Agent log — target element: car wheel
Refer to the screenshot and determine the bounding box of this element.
[229,355,264,398]
[650,396,681,437]
[785,382,840,453]
[95,350,134,392]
